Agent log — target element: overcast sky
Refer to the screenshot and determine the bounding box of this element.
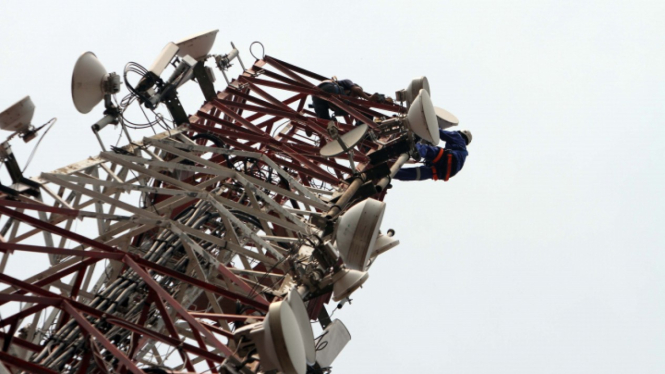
[1,1,664,373]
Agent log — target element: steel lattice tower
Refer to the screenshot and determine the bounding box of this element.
[0,45,425,374]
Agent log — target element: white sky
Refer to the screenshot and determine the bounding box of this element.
[1,1,664,373]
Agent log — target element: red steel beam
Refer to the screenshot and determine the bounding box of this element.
[264,55,329,82]
[149,292,197,373]
[257,68,315,90]
[189,121,339,184]
[0,209,271,311]
[0,199,79,217]
[0,276,227,367]
[61,301,144,374]
[127,299,151,360]
[190,313,264,322]
[0,303,50,329]
[236,79,332,139]
[243,75,378,129]
[187,320,219,374]
[0,257,101,307]
[75,348,93,374]
[262,57,315,87]
[55,267,86,330]
[0,350,59,374]
[0,331,43,352]
[124,257,236,358]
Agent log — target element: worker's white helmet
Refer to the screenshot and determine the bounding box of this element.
[460,130,472,145]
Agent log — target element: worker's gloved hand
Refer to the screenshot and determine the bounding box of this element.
[370,93,393,104]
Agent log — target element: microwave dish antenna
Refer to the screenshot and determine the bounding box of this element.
[406,76,430,104]
[396,76,430,105]
[332,268,369,302]
[287,288,317,365]
[434,106,459,129]
[405,89,439,145]
[175,29,219,61]
[0,96,54,144]
[149,42,180,76]
[71,52,121,114]
[142,29,217,84]
[0,96,35,133]
[130,30,220,124]
[320,123,368,157]
[0,96,51,196]
[336,198,386,271]
[250,300,311,374]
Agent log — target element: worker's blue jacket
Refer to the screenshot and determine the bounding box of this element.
[394,130,469,181]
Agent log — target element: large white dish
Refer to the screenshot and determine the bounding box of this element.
[267,301,307,374]
[320,124,368,157]
[286,288,316,365]
[336,198,386,271]
[175,29,219,61]
[0,96,34,132]
[405,76,430,105]
[332,269,369,302]
[149,42,180,76]
[71,52,108,114]
[434,106,459,129]
[406,89,439,145]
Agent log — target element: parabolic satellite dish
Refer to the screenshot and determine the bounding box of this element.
[266,300,308,374]
[405,76,430,105]
[434,106,459,129]
[320,123,368,157]
[149,42,180,76]
[406,89,439,145]
[336,198,386,271]
[71,52,109,114]
[0,96,35,132]
[333,269,369,302]
[175,29,219,61]
[286,288,316,365]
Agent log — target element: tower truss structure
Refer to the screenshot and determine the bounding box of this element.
[0,53,414,374]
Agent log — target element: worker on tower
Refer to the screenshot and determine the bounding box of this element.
[394,129,472,182]
[311,77,392,121]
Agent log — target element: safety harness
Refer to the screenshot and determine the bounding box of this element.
[431,148,453,182]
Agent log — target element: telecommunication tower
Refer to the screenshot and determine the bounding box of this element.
[0,30,456,373]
